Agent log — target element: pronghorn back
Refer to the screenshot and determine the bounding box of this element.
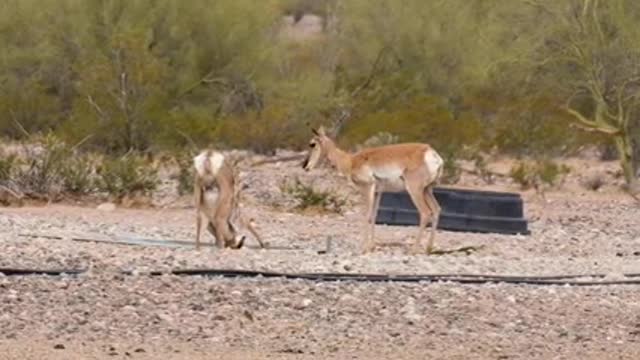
[352,143,443,183]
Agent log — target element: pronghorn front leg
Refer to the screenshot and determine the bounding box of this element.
[194,182,204,250]
[359,182,377,254]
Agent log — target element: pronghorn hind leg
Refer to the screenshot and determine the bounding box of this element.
[195,211,204,250]
[370,189,382,229]
[423,184,441,254]
[403,173,432,254]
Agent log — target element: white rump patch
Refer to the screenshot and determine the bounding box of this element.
[193,151,225,177]
[424,149,444,180]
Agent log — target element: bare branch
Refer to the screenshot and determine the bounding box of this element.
[177,70,229,100]
[71,134,95,151]
[9,111,31,138]
[86,95,109,122]
[351,46,391,98]
[564,106,621,135]
[0,184,24,200]
[569,121,620,135]
[522,0,557,18]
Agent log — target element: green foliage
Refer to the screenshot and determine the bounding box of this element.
[280,177,347,213]
[59,155,96,195]
[1,0,638,165]
[216,101,322,154]
[439,150,461,185]
[5,134,97,198]
[342,96,483,155]
[96,155,159,199]
[510,159,570,190]
[359,131,400,149]
[13,134,72,199]
[0,153,17,182]
[174,153,195,196]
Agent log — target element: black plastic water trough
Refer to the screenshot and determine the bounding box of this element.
[375,187,530,235]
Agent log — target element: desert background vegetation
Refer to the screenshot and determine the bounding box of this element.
[1,0,640,204]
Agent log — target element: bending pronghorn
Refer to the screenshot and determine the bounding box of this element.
[302,126,444,254]
[193,149,265,250]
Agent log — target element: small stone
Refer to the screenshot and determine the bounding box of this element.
[54,344,65,350]
[97,203,117,212]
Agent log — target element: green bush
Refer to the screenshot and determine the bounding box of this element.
[59,155,96,195]
[6,135,97,199]
[359,131,400,149]
[96,155,159,199]
[537,159,570,186]
[13,134,71,199]
[174,152,196,196]
[0,153,17,182]
[280,177,347,213]
[510,159,570,189]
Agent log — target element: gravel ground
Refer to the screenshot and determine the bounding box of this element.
[2,155,640,359]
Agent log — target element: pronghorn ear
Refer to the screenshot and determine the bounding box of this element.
[311,127,320,136]
[317,126,326,136]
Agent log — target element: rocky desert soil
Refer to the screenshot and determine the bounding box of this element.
[2,151,640,359]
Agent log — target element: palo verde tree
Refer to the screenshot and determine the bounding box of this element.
[518,0,640,187]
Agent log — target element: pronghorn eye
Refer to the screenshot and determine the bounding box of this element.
[309,143,316,148]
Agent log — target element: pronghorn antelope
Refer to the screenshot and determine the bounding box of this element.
[193,149,265,250]
[302,126,444,254]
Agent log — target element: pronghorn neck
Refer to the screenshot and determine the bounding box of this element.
[324,138,353,176]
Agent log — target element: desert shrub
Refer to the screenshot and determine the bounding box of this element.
[439,151,461,185]
[490,96,596,156]
[280,0,332,19]
[582,174,605,191]
[6,135,98,199]
[359,131,400,150]
[59,155,96,195]
[510,159,570,189]
[96,154,159,199]
[537,160,570,186]
[509,162,535,189]
[174,152,196,196]
[342,96,482,151]
[473,154,494,184]
[12,134,71,199]
[216,103,309,154]
[0,153,17,182]
[280,177,347,213]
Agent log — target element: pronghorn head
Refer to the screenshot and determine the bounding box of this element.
[302,126,328,171]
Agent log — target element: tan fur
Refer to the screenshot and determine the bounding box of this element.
[193,149,265,250]
[303,127,443,254]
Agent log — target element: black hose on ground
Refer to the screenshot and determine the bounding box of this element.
[0,268,86,276]
[4,267,640,286]
[136,268,640,287]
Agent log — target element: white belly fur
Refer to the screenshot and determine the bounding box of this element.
[370,165,404,180]
[200,189,220,213]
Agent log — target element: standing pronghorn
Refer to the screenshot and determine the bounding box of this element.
[302,126,444,254]
[193,149,265,250]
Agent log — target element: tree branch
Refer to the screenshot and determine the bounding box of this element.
[351,46,391,98]
[86,95,109,122]
[564,106,621,135]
